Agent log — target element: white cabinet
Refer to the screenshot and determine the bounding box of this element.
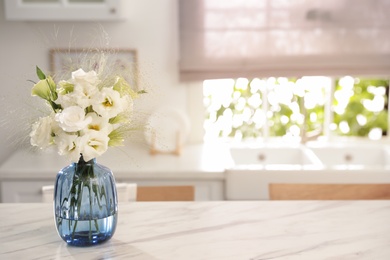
[0,179,224,203]
[4,0,124,21]
[0,146,226,202]
[1,181,54,203]
[118,179,225,201]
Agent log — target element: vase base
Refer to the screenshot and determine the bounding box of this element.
[56,214,117,247]
[62,232,114,247]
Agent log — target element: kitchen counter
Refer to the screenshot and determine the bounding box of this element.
[0,142,227,180]
[1,201,389,259]
[0,143,228,202]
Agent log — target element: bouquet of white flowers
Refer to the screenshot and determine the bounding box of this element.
[30,66,141,162]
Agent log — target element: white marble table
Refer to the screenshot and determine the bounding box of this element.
[1,201,390,259]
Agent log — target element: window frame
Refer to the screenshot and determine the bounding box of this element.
[198,75,390,143]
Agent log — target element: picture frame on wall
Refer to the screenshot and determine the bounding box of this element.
[49,48,139,90]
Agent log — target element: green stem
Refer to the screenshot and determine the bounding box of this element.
[71,180,83,240]
[58,155,104,241]
[88,166,93,241]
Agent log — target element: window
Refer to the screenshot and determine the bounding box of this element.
[331,77,389,139]
[204,76,389,142]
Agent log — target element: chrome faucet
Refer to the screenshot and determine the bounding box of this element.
[301,127,322,144]
[300,97,322,144]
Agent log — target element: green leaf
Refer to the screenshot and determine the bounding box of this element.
[108,128,125,147]
[113,76,138,98]
[109,113,130,124]
[36,66,46,80]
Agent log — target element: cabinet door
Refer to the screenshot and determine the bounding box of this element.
[116,180,225,201]
[4,0,124,21]
[1,181,54,203]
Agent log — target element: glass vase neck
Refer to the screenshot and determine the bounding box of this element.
[77,155,96,165]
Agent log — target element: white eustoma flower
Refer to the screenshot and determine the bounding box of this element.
[92,87,126,119]
[56,69,100,109]
[56,91,78,108]
[55,106,92,132]
[72,69,100,87]
[74,85,99,108]
[57,85,99,109]
[55,133,81,163]
[79,131,109,161]
[30,66,143,163]
[83,112,113,134]
[30,116,55,149]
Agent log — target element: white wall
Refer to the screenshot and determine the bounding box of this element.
[0,0,202,164]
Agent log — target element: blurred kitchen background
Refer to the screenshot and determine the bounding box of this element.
[1,0,390,202]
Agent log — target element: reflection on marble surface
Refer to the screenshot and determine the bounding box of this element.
[1,201,390,259]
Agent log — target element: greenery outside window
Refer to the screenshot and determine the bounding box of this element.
[204,76,389,143]
[331,77,389,139]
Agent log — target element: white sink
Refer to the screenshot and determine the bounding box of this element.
[228,146,322,170]
[225,143,390,200]
[309,145,390,169]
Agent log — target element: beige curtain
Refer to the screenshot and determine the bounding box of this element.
[179,0,390,81]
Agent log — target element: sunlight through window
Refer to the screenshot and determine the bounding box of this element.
[204,76,389,142]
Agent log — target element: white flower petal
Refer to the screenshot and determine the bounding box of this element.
[55,106,92,132]
[92,88,125,118]
[54,133,81,163]
[30,116,55,149]
[79,131,109,161]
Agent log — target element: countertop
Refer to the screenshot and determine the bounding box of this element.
[0,143,228,181]
[1,201,389,259]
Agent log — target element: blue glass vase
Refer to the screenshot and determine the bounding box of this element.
[54,155,118,246]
